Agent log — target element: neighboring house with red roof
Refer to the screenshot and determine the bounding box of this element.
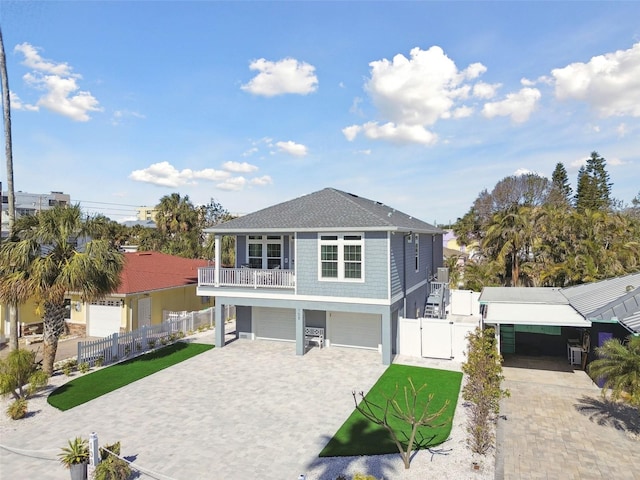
[1,252,214,341]
[67,251,214,337]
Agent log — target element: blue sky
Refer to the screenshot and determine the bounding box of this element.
[1,1,639,224]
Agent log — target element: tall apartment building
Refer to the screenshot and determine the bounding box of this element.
[1,189,71,237]
[136,206,159,222]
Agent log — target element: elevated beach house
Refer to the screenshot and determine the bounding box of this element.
[197,188,443,364]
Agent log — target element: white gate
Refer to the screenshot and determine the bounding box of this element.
[421,318,453,359]
[398,316,479,361]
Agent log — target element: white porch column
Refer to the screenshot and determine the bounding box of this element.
[495,324,501,355]
[295,308,305,356]
[214,234,221,286]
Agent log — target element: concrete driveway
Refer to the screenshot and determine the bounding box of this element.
[496,356,640,480]
[0,337,391,479]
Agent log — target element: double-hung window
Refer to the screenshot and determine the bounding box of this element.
[319,233,364,281]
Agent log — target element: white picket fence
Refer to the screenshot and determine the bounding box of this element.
[77,307,214,366]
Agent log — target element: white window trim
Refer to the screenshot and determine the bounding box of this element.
[246,235,283,269]
[317,233,365,282]
[415,234,419,272]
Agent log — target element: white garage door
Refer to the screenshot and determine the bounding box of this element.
[254,307,296,341]
[328,312,381,350]
[88,300,122,337]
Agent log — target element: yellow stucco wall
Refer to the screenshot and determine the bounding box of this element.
[127,285,214,330]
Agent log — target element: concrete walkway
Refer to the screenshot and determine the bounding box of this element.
[496,356,640,480]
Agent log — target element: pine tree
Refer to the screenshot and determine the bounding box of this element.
[550,162,572,206]
[585,151,612,210]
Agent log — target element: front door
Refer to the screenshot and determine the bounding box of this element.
[138,297,151,328]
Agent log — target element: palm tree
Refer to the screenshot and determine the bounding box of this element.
[588,335,640,408]
[155,193,201,258]
[482,205,534,286]
[1,26,19,350]
[1,205,124,374]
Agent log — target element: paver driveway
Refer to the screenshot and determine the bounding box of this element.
[496,356,640,480]
[0,337,391,479]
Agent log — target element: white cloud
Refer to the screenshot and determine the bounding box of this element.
[242,147,259,157]
[452,106,474,118]
[472,82,501,99]
[617,123,628,137]
[342,125,361,142]
[344,121,437,145]
[570,157,587,169]
[129,161,230,187]
[608,157,628,166]
[14,42,101,122]
[222,161,259,173]
[514,168,541,176]
[346,46,492,145]
[9,91,38,111]
[250,175,273,186]
[482,87,541,123]
[276,140,308,157]
[552,42,640,117]
[241,57,318,97]
[14,43,71,76]
[217,176,247,191]
[112,110,145,125]
[365,46,481,127]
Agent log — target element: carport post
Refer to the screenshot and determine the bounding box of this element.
[215,303,225,348]
[295,308,305,356]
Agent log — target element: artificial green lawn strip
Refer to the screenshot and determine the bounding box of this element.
[319,364,462,457]
[47,342,213,411]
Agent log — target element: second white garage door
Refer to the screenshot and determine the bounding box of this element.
[254,307,296,341]
[88,300,122,337]
[328,312,381,350]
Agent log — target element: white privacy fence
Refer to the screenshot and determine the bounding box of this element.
[77,307,214,366]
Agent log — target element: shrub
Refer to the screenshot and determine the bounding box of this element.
[95,356,104,368]
[0,349,49,413]
[461,327,509,455]
[6,398,28,420]
[148,339,156,349]
[95,440,131,480]
[78,362,90,374]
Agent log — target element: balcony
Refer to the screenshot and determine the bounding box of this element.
[198,267,295,289]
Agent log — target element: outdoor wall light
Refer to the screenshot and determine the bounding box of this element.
[120,299,125,307]
[74,301,82,312]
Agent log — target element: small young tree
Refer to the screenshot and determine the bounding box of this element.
[461,327,509,454]
[352,378,449,469]
[0,349,49,419]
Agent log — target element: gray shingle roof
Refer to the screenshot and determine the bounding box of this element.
[207,188,442,234]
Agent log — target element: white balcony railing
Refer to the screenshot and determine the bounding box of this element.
[198,267,295,289]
